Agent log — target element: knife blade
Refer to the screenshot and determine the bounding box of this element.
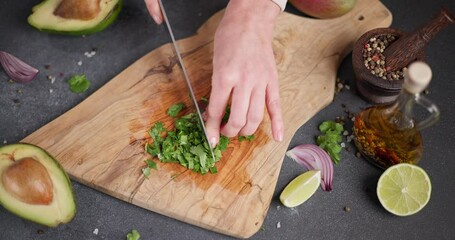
[158,0,216,163]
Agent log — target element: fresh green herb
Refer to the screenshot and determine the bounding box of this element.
[145,159,157,170]
[167,103,185,117]
[141,159,158,178]
[142,167,151,178]
[144,110,230,175]
[126,229,140,240]
[144,101,256,175]
[67,74,90,93]
[222,105,231,123]
[238,135,255,142]
[316,120,344,164]
[200,96,208,103]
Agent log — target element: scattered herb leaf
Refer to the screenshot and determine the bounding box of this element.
[67,74,90,93]
[167,103,185,117]
[222,106,231,123]
[316,120,344,164]
[142,159,158,178]
[126,229,140,240]
[145,159,157,170]
[142,167,151,178]
[238,135,255,142]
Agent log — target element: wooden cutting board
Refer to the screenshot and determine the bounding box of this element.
[23,0,391,238]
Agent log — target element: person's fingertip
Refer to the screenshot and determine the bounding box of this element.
[275,130,284,142]
[152,13,163,24]
[210,137,218,148]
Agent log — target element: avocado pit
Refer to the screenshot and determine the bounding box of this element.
[28,0,122,35]
[54,0,101,20]
[2,157,54,205]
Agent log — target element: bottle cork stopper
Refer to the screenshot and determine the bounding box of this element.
[404,61,432,94]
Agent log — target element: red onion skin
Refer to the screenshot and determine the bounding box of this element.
[0,51,39,83]
[286,144,334,191]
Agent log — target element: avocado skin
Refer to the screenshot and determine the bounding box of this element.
[0,143,76,227]
[28,0,123,36]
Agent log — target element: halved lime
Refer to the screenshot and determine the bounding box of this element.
[280,170,321,208]
[377,163,432,216]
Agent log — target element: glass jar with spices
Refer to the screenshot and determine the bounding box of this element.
[353,61,440,169]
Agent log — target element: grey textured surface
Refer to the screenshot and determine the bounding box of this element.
[1,0,454,239]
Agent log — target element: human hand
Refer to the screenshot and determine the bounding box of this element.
[205,0,284,147]
[144,0,163,24]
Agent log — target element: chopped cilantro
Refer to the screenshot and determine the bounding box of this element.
[144,111,229,175]
[142,167,151,178]
[222,106,231,123]
[167,103,185,117]
[143,102,256,175]
[67,74,90,93]
[238,135,255,142]
[126,229,140,240]
[141,159,158,178]
[145,159,157,170]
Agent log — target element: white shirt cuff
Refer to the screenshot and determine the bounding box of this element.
[270,0,287,11]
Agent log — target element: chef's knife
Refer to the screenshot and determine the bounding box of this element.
[158,0,216,163]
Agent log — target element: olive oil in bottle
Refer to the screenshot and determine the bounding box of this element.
[353,62,440,169]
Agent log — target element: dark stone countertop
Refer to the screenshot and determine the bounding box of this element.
[1,0,454,239]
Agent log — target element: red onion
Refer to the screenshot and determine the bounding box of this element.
[0,51,39,83]
[286,144,334,191]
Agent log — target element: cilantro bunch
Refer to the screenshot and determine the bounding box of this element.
[316,120,344,164]
[144,103,229,175]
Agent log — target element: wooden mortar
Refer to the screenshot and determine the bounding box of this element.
[352,8,454,104]
[352,28,425,104]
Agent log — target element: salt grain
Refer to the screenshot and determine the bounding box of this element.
[3,140,7,144]
[276,222,281,229]
[84,51,96,58]
[341,142,346,148]
[93,228,99,235]
[49,89,53,93]
[77,61,82,66]
[343,130,349,136]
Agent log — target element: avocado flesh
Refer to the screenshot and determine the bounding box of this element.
[28,0,122,35]
[0,143,76,227]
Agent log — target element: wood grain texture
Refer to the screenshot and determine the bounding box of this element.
[23,0,392,238]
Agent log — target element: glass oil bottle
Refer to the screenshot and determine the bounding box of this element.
[353,62,440,169]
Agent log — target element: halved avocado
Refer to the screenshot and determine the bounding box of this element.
[28,0,122,35]
[0,143,76,227]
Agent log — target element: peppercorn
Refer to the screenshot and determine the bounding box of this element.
[363,34,406,81]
